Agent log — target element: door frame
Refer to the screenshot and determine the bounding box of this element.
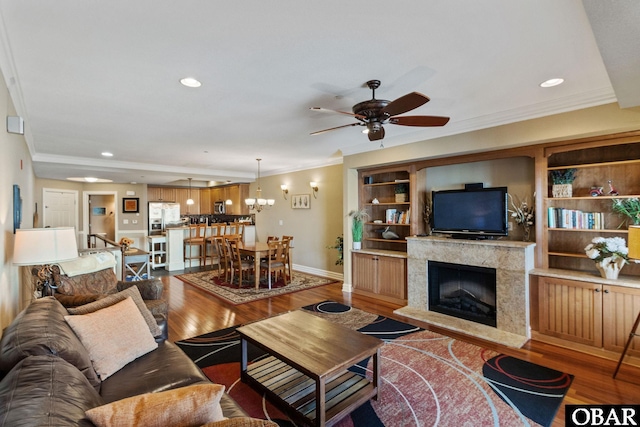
[83,191,118,249]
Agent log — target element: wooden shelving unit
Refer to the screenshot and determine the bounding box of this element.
[542,139,640,276]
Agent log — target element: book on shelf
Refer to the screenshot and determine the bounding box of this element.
[547,207,604,229]
[385,208,410,224]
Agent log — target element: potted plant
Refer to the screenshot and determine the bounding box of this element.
[612,197,640,226]
[349,209,369,250]
[326,235,344,265]
[395,183,409,202]
[550,168,577,198]
[584,236,628,279]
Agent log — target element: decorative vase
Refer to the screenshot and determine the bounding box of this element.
[353,241,362,250]
[552,184,572,198]
[595,257,625,279]
[522,225,531,242]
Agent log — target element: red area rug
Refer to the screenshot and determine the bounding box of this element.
[176,301,572,426]
[175,270,337,305]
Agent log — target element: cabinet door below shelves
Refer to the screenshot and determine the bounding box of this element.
[538,276,602,347]
[352,253,378,294]
[603,285,640,357]
[377,255,406,300]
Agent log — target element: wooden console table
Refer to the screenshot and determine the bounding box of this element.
[237,310,383,426]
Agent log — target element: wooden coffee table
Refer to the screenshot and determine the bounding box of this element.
[237,310,383,427]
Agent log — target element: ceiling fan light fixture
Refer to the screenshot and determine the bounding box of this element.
[540,78,564,88]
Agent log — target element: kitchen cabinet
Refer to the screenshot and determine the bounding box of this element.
[352,250,406,304]
[200,188,212,214]
[147,186,176,202]
[536,273,640,358]
[175,188,199,215]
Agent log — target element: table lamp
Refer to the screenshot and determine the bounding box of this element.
[629,226,640,261]
[13,227,79,297]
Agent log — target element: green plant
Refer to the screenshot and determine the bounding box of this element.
[612,197,640,226]
[549,168,577,185]
[326,235,343,265]
[349,209,369,242]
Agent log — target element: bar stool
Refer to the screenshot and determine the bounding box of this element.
[184,224,206,267]
[205,224,222,271]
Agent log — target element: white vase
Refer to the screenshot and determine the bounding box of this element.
[353,241,362,250]
[595,257,625,279]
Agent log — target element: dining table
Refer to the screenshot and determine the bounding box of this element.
[236,241,272,289]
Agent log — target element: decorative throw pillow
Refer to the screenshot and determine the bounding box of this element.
[64,297,158,380]
[200,418,279,427]
[85,383,225,427]
[57,267,119,296]
[67,285,162,337]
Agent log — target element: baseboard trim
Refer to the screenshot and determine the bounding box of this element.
[292,263,343,282]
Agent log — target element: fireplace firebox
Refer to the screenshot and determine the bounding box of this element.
[428,261,497,327]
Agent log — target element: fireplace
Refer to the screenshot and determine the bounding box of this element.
[428,261,497,327]
[395,236,535,348]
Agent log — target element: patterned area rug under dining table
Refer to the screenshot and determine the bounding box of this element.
[176,270,339,305]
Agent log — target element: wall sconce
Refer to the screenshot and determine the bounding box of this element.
[310,181,319,198]
[281,184,288,200]
[225,199,233,205]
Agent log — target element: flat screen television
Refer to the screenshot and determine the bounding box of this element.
[431,186,508,239]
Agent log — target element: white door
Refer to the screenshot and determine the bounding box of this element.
[43,189,77,229]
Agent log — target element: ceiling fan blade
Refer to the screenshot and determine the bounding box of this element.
[309,107,366,120]
[389,115,450,127]
[368,126,385,141]
[310,122,361,136]
[381,92,430,117]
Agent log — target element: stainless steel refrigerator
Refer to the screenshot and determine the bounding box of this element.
[148,202,181,235]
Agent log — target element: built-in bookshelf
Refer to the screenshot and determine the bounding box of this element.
[543,138,640,276]
[358,166,416,252]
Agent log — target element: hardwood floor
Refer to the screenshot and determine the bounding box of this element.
[162,271,640,427]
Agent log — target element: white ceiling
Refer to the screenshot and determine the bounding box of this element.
[0,0,638,185]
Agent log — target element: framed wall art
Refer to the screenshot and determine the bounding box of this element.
[13,184,22,233]
[122,197,139,213]
[92,207,107,216]
[291,194,310,209]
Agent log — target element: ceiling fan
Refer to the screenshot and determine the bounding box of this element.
[310,79,450,142]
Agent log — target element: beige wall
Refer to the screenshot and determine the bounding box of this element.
[0,76,36,329]
[252,163,343,275]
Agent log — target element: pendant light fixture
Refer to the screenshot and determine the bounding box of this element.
[245,159,275,212]
[186,178,194,208]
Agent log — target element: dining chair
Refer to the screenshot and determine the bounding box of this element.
[260,240,287,289]
[281,235,293,279]
[225,235,253,287]
[212,236,230,281]
[183,224,206,267]
[205,224,222,266]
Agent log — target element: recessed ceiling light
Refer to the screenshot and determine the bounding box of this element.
[540,78,564,88]
[67,177,113,183]
[180,77,202,88]
[101,152,113,157]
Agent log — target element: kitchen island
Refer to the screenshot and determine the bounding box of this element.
[165,224,255,271]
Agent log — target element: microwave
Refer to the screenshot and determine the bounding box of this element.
[214,201,225,214]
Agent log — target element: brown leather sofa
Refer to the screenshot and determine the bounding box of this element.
[0,297,248,426]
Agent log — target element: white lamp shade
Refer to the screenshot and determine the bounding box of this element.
[13,227,79,265]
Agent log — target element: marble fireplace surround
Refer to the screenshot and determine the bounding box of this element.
[394,236,535,348]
